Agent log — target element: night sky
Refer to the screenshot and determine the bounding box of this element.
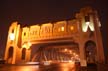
[0,0,107,57]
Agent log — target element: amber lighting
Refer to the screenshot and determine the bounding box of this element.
[64,48,67,52]
[22,42,32,49]
[75,54,78,57]
[28,42,32,47]
[69,50,72,54]
[70,26,74,31]
[61,26,65,31]
[73,52,76,55]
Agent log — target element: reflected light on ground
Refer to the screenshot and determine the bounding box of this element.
[18,66,39,71]
[60,62,76,71]
[61,67,69,71]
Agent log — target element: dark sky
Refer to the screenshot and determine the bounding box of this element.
[0,0,107,56]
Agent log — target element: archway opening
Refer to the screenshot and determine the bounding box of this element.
[7,46,14,63]
[22,48,26,60]
[85,40,96,64]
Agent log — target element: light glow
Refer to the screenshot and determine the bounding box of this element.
[22,42,32,49]
[86,22,90,25]
[9,33,15,40]
[98,22,101,27]
[64,48,67,52]
[28,42,32,47]
[61,27,64,31]
[69,50,72,54]
[82,22,94,32]
[22,44,27,48]
[70,26,74,31]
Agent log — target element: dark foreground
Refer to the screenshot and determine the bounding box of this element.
[0,63,108,71]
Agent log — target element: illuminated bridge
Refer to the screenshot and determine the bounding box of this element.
[4,7,105,67]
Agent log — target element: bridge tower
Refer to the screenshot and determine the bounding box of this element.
[76,7,105,66]
[4,22,21,64]
[4,22,31,64]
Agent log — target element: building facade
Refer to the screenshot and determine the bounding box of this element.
[4,7,105,66]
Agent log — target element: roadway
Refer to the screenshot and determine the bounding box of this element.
[0,62,77,71]
[1,62,108,71]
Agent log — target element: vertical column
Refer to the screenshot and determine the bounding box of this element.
[79,42,87,66]
[93,13,105,63]
[26,48,31,62]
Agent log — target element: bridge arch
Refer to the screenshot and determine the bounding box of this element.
[31,42,80,63]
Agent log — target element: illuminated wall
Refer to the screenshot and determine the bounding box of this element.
[22,20,79,44]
